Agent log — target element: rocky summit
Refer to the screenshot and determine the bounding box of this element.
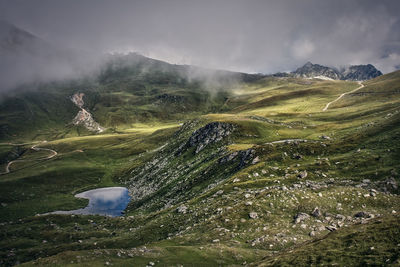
[293,61,382,81]
[342,64,383,81]
[293,61,342,80]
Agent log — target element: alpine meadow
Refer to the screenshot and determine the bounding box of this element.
[0,1,400,266]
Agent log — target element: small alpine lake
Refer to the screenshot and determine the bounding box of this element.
[46,187,131,217]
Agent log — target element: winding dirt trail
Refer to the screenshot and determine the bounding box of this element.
[322,81,364,111]
[0,142,57,175]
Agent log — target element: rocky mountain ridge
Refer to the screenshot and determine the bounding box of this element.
[292,62,382,81]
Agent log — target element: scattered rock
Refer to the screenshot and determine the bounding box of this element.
[369,189,377,197]
[294,212,310,224]
[176,205,188,214]
[249,212,258,219]
[386,177,398,190]
[252,157,260,164]
[293,154,303,160]
[354,211,372,218]
[326,225,337,232]
[215,190,224,196]
[311,207,321,217]
[321,135,331,140]
[297,171,308,179]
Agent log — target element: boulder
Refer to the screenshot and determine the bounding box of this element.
[249,212,258,219]
[297,171,308,179]
[294,212,310,224]
[311,207,321,217]
[354,211,372,218]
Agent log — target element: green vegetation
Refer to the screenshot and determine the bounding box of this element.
[0,56,399,266]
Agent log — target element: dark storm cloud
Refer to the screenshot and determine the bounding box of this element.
[0,0,399,90]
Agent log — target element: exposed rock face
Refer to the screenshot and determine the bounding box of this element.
[342,64,383,81]
[71,92,105,133]
[293,62,342,80]
[181,122,235,154]
[71,92,85,108]
[219,148,257,170]
[292,62,382,81]
[72,109,104,133]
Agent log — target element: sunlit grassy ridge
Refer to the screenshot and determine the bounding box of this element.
[0,64,399,266]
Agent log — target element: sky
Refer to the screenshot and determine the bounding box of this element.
[0,0,400,77]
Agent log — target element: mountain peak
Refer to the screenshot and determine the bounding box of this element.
[342,64,382,81]
[304,61,313,67]
[293,62,382,81]
[293,62,342,80]
[0,20,39,51]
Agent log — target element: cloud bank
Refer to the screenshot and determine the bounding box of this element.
[0,0,399,90]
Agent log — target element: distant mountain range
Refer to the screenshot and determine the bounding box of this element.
[0,20,384,92]
[291,61,382,81]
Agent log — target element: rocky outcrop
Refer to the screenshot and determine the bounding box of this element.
[219,148,257,170]
[180,122,235,154]
[71,92,105,133]
[71,92,85,108]
[72,109,104,133]
[341,64,382,81]
[293,62,342,80]
[294,212,310,224]
[292,62,382,81]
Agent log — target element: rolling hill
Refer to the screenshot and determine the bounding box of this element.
[0,53,399,266]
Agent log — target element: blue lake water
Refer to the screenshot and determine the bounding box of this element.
[47,187,131,217]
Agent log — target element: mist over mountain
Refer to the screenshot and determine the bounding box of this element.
[0,20,102,92]
[1,0,399,81]
[0,20,387,94]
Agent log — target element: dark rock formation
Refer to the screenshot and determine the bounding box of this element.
[293,62,342,80]
[180,122,235,154]
[292,62,382,81]
[294,212,310,224]
[341,64,382,81]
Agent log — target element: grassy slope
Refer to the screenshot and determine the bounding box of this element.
[0,68,399,266]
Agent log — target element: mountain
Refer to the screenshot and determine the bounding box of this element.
[0,24,399,266]
[293,61,342,80]
[0,52,264,140]
[341,64,383,81]
[0,20,101,92]
[0,20,42,52]
[292,61,382,81]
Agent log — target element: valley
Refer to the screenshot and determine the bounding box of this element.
[0,56,399,266]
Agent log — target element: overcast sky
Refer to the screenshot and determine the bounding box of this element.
[1,0,400,74]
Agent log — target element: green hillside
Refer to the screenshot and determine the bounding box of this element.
[0,57,399,266]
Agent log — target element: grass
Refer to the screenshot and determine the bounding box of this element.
[255,215,400,266]
[0,61,399,266]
